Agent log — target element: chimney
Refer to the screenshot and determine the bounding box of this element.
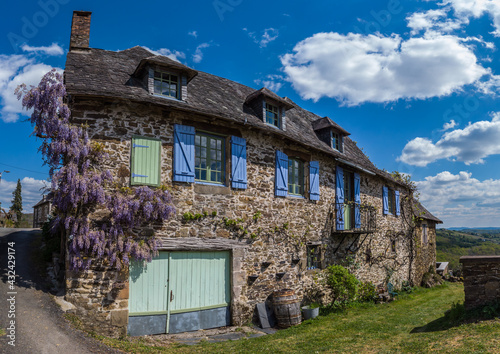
[69,11,92,51]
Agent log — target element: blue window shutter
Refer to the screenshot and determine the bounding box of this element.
[309,161,320,201]
[231,136,247,189]
[395,190,400,216]
[173,124,195,182]
[335,166,344,231]
[354,172,361,228]
[275,150,288,197]
[383,186,389,215]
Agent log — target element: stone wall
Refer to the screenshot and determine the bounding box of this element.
[65,264,129,337]
[65,97,433,335]
[460,256,500,310]
[412,221,437,285]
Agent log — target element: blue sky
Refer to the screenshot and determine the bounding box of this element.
[1,0,500,227]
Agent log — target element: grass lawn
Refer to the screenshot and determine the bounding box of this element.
[87,282,500,353]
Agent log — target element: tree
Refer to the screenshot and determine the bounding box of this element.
[10,179,23,227]
[16,69,175,270]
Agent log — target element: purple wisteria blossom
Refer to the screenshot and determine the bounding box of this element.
[16,69,175,270]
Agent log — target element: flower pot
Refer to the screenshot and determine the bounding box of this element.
[302,305,319,320]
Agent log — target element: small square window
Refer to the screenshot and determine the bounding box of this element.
[307,245,321,270]
[265,103,280,128]
[153,71,179,99]
[332,131,340,151]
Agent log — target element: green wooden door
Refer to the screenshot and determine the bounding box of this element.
[129,252,169,316]
[169,251,231,313]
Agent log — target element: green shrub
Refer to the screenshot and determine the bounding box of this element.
[326,265,358,304]
[357,281,378,302]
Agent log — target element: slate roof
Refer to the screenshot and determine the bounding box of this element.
[413,200,443,223]
[312,117,350,136]
[64,46,398,184]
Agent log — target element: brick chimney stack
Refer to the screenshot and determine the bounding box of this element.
[70,11,92,51]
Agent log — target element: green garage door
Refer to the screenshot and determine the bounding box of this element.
[128,251,231,336]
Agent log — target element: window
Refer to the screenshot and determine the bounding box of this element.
[343,170,354,230]
[307,245,321,270]
[422,224,428,245]
[388,189,395,214]
[332,131,340,151]
[288,157,304,196]
[391,240,397,253]
[153,71,179,98]
[195,133,225,184]
[265,102,280,128]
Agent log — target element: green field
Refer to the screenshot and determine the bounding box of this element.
[86,283,500,353]
[436,229,500,272]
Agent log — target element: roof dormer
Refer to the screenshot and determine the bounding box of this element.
[245,87,294,131]
[132,56,198,101]
[312,117,350,153]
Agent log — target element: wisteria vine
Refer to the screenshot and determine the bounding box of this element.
[16,69,175,270]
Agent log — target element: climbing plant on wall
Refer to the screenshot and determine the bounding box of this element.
[16,69,175,271]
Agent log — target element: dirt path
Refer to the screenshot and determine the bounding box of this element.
[0,229,119,354]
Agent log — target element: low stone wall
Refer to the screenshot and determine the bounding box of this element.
[460,256,500,310]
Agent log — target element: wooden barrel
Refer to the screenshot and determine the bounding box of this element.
[272,289,301,328]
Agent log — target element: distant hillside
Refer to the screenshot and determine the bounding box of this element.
[436,229,500,272]
[447,227,500,231]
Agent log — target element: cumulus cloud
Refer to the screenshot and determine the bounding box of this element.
[280,32,488,105]
[254,74,284,92]
[142,47,186,62]
[244,28,279,48]
[188,31,198,38]
[416,170,500,226]
[0,177,48,212]
[0,54,61,123]
[398,113,500,166]
[21,43,64,56]
[192,43,211,63]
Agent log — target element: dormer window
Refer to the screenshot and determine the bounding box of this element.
[265,102,280,128]
[153,71,179,98]
[312,117,350,154]
[245,87,294,131]
[132,55,198,102]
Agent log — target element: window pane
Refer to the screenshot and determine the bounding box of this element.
[170,75,178,82]
[154,80,161,94]
[154,71,161,79]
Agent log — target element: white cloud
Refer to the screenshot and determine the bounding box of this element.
[188,31,198,38]
[142,46,186,62]
[439,0,500,37]
[281,32,488,105]
[244,28,279,48]
[407,8,465,34]
[254,74,284,92]
[398,113,500,166]
[442,119,458,130]
[416,171,500,227]
[192,43,211,64]
[0,54,61,123]
[21,43,64,56]
[0,177,48,212]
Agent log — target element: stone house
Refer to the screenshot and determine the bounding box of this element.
[62,11,442,337]
[33,195,52,228]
